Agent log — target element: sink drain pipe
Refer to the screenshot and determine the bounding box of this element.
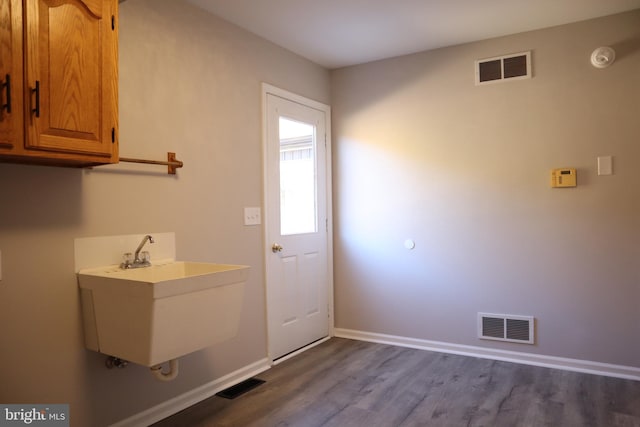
[150,359,179,381]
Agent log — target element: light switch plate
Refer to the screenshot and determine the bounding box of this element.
[597,156,613,176]
[244,207,262,226]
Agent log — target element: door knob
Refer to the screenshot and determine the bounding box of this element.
[272,243,283,253]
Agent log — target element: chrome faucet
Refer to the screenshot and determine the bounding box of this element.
[120,235,155,269]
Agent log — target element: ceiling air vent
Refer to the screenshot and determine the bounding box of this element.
[478,313,534,344]
[475,51,531,85]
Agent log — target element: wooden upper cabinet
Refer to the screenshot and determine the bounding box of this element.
[0,0,118,166]
[0,0,24,152]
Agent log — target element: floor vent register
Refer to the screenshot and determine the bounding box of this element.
[216,378,266,399]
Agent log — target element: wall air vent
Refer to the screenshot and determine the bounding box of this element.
[475,51,531,85]
[478,313,534,344]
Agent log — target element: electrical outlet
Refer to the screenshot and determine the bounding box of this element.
[244,207,262,226]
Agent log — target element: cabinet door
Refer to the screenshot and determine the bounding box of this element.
[24,0,118,162]
[0,0,24,152]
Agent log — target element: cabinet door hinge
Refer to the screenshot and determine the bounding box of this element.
[111,128,115,143]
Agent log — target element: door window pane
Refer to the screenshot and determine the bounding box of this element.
[279,117,317,235]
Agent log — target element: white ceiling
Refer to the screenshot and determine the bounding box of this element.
[185,0,640,69]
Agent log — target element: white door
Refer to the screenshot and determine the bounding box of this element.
[264,86,331,361]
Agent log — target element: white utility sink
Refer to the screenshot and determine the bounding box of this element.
[78,261,249,366]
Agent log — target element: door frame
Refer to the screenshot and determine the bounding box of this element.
[261,83,334,364]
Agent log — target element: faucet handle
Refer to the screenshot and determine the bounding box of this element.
[140,251,150,263]
[120,253,134,269]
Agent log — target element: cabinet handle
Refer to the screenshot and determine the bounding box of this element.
[31,80,40,118]
[1,74,10,114]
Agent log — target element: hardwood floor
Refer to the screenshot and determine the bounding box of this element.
[153,338,640,427]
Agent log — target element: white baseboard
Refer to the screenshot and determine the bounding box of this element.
[334,328,640,382]
[110,358,271,427]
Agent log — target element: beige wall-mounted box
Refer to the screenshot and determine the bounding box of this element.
[551,168,576,187]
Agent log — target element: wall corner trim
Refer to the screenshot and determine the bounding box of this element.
[110,358,271,427]
[334,328,640,382]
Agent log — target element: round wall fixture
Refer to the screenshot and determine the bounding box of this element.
[404,239,416,250]
[591,47,616,68]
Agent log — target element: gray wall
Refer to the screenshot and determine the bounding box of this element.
[0,0,329,425]
[331,10,640,367]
